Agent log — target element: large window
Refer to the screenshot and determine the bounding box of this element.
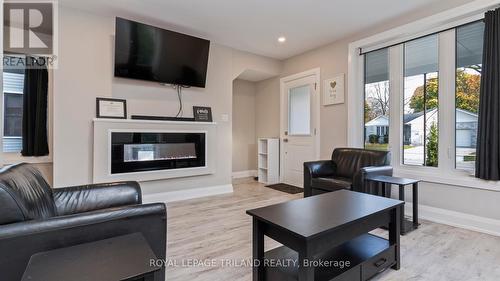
[364,48,389,151]
[359,19,486,181]
[403,35,439,166]
[455,21,484,171]
[3,68,24,153]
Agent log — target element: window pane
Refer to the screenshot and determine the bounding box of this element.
[456,21,484,171]
[4,93,23,137]
[403,35,439,166]
[364,48,389,151]
[3,66,24,153]
[288,85,310,135]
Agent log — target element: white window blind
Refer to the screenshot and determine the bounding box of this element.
[457,21,485,68]
[404,35,439,77]
[365,49,389,84]
[3,71,24,94]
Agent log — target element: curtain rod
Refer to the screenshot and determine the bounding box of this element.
[359,18,485,56]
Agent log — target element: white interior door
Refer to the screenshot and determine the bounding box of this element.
[281,71,319,187]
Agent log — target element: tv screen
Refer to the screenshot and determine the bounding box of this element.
[114,17,210,88]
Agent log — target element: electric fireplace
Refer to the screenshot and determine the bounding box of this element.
[111,132,206,174]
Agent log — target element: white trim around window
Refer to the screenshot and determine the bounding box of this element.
[348,0,500,191]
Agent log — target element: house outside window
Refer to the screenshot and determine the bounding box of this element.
[403,34,439,167]
[364,48,389,150]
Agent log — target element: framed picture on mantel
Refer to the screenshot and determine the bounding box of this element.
[96,98,127,119]
[193,106,213,122]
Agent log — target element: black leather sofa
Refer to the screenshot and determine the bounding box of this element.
[0,163,167,281]
[304,148,392,197]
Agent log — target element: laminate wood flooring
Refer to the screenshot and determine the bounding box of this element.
[165,178,500,281]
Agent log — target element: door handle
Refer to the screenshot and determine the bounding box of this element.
[283,138,288,143]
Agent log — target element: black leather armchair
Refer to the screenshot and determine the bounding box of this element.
[304,148,392,197]
[0,163,166,281]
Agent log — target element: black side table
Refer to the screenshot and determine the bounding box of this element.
[21,233,161,281]
[365,175,420,235]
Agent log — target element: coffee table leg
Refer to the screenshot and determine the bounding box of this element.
[413,182,419,228]
[389,207,401,270]
[298,250,314,281]
[398,185,405,234]
[252,218,265,281]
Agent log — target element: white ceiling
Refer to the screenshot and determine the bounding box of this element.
[60,0,472,60]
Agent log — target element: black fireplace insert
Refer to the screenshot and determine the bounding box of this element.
[111,132,206,174]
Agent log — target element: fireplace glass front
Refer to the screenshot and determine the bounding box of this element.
[111,132,205,174]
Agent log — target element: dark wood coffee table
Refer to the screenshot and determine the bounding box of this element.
[21,233,161,281]
[247,190,404,281]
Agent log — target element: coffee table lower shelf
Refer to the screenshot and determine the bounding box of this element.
[264,234,396,281]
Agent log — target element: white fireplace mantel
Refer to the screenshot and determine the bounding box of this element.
[93,118,217,183]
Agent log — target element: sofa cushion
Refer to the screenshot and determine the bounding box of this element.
[311,177,352,192]
[0,163,56,223]
[332,148,389,178]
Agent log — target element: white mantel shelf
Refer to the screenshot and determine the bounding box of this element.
[93,118,217,126]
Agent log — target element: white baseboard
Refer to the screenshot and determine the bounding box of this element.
[143,185,500,237]
[142,184,233,204]
[232,170,257,179]
[405,202,500,237]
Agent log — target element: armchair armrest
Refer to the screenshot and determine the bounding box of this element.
[53,181,142,216]
[303,160,336,197]
[0,203,167,281]
[361,165,393,177]
[353,166,393,193]
[304,160,336,178]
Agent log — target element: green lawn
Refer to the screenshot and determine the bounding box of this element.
[365,143,413,151]
[364,143,389,151]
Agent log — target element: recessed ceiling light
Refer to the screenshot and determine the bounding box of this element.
[278,36,286,43]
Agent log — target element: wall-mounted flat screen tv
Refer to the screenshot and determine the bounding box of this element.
[114,17,210,88]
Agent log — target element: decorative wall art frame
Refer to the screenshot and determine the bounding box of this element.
[323,74,345,105]
[96,98,127,119]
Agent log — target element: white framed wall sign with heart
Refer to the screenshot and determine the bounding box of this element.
[323,74,345,105]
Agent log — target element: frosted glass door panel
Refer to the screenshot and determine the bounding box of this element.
[288,85,311,135]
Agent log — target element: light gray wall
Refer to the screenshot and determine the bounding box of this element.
[255,77,280,140]
[281,37,353,159]
[232,79,257,172]
[254,36,354,159]
[254,0,474,158]
[53,6,281,195]
[254,0,500,221]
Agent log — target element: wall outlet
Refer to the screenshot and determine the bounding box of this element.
[221,114,229,122]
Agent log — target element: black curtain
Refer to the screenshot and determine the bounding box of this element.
[476,9,500,180]
[21,57,49,157]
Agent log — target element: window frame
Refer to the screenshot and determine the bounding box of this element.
[348,5,500,191]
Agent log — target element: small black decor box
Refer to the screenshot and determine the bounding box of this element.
[193,106,212,122]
